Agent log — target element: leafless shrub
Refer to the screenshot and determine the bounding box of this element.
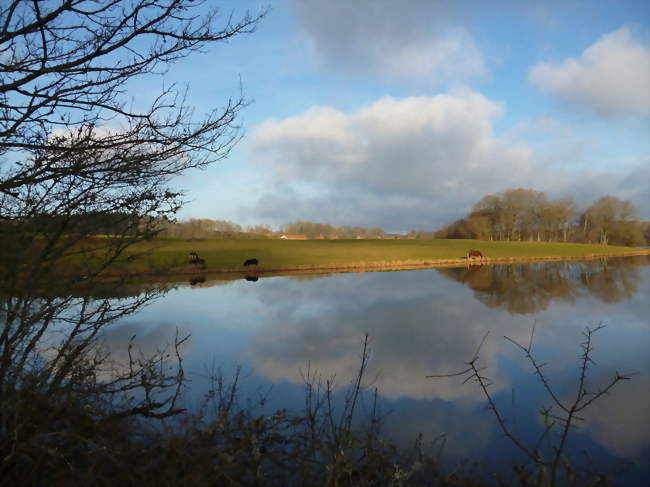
[428,323,632,486]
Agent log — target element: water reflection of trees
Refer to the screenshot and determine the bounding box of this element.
[580,258,645,304]
[437,257,646,314]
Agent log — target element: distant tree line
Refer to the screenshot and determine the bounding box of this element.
[156,218,273,239]
[2,212,143,237]
[9,190,646,245]
[155,218,388,239]
[0,213,391,240]
[281,221,386,239]
[425,189,646,246]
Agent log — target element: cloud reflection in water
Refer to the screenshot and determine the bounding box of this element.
[245,259,649,461]
[96,258,649,470]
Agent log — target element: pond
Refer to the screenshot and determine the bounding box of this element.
[102,256,650,483]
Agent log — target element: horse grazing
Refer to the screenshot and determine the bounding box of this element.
[188,252,206,265]
[466,249,484,260]
[243,258,259,266]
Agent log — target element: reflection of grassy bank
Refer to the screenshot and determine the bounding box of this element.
[82,238,650,277]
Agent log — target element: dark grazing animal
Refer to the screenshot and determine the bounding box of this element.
[188,252,206,265]
[466,249,484,260]
[243,258,259,266]
[245,275,259,282]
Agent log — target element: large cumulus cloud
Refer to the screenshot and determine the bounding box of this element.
[249,91,544,229]
[529,25,650,117]
[289,0,486,85]
[245,89,650,229]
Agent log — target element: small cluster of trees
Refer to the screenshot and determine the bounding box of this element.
[431,189,646,246]
[580,196,644,246]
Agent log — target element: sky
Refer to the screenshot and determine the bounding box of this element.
[158,0,649,232]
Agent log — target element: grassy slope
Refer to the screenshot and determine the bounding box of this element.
[120,238,647,274]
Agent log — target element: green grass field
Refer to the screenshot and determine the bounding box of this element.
[117,238,648,275]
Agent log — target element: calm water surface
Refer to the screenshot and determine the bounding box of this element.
[104,256,650,482]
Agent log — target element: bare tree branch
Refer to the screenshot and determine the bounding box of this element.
[0,0,266,475]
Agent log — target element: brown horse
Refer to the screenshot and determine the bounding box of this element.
[466,249,484,260]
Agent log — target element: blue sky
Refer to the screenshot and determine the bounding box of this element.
[159,0,649,232]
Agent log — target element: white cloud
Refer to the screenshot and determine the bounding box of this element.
[245,92,650,230]
[249,91,542,229]
[289,0,486,85]
[48,124,117,141]
[529,25,650,116]
[253,91,537,196]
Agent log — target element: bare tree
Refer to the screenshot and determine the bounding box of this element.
[0,0,264,275]
[581,196,641,246]
[0,0,264,477]
[533,197,576,242]
[455,189,641,246]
